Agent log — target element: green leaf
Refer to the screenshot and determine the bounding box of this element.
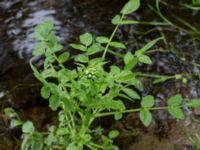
[22,121,35,133]
[42,20,54,32]
[58,52,69,63]
[138,55,152,64]
[114,111,123,120]
[4,108,18,118]
[186,99,200,108]
[74,54,89,63]
[124,52,138,70]
[70,44,87,51]
[22,135,32,150]
[46,133,54,146]
[193,0,200,5]
[34,20,54,41]
[153,77,171,84]
[87,43,103,55]
[117,71,138,82]
[10,119,22,128]
[108,130,120,139]
[109,100,125,111]
[51,43,63,52]
[48,34,57,44]
[122,88,140,100]
[42,68,57,78]
[110,65,121,75]
[168,107,184,120]
[112,15,121,25]
[32,138,43,150]
[96,36,109,43]
[67,143,81,150]
[110,42,126,49]
[130,79,144,91]
[168,94,182,106]
[80,32,93,46]
[141,95,154,108]
[33,42,46,56]
[34,26,44,41]
[89,57,104,65]
[49,95,60,111]
[61,94,75,112]
[135,37,163,55]
[119,93,133,101]
[56,128,69,135]
[41,85,50,99]
[48,83,59,95]
[124,52,134,64]
[30,62,46,84]
[139,109,152,127]
[44,55,56,69]
[120,0,140,14]
[124,57,138,70]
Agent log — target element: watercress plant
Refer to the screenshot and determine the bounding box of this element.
[19,0,200,149]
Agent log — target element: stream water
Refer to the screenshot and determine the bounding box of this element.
[0,0,200,150]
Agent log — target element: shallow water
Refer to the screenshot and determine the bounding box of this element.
[0,0,200,149]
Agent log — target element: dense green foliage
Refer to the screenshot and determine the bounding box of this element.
[3,0,200,149]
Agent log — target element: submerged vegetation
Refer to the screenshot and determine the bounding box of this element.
[2,0,200,149]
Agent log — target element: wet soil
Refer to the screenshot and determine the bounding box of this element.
[0,0,200,150]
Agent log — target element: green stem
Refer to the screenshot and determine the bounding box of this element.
[107,49,124,58]
[102,14,124,59]
[148,2,193,35]
[69,112,75,129]
[180,3,200,10]
[95,106,169,118]
[53,53,65,69]
[79,114,95,138]
[145,48,168,54]
[89,143,106,149]
[140,73,175,79]
[120,20,169,26]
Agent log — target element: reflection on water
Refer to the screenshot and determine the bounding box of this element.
[0,91,5,99]
[4,1,66,60]
[12,9,59,59]
[1,0,122,60]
